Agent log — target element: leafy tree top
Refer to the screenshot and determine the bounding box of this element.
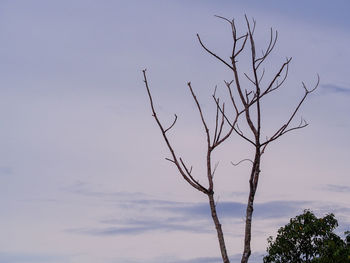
[264,210,350,263]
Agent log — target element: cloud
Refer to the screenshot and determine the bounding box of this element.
[66,192,309,237]
[62,181,149,200]
[169,256,224,263]
[325,184,350,193]
[254,201,308,219]
[320,84,350,95]
[110,252,264,263]
[67,216,209,236]
[160,200,308,220]
[65,186,349,240]
[164,252,264,263]
[0,252,68,263]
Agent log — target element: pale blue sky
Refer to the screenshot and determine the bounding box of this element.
[1,1,350,262]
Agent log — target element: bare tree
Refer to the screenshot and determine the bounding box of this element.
[142,15,318,263]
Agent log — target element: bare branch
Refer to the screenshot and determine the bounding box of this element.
[234,34,249,58]
[197,34,234,70]
[165,157,175,163]
[212,91,226,145]
[213,95,233,127]
[215,15,249,60]
[214,15,232,25]
[216,102,226,144]
[245,58,291,109]
[212,94,255,146]
[213,95,220,144]
[234,123,256,146]
[179,157,206,190]
[143,69,208,194]
[244,73,256,85]
[262,74,319,147]
[245,89,253,104]
[255,29,278,70]
[224,80,239,115]
[262,58,292,97]
[251,18,256,35]
[231,159,254,166]
[242,15,260,138]
[258,68,265,84]
[164,114,178,133]
[188,82,211,147]
[303,73,320,93]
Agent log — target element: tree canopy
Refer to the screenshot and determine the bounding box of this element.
[264,210,350,263]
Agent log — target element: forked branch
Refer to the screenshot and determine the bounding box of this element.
[143,69,208,194]
[262,74,320,150]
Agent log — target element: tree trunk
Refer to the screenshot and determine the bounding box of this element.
[241,192,254,263]
[208,193,230,263]
[241,151,261,263]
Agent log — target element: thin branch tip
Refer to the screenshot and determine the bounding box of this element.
[303,74,319,94]
[231,159,254,166]
[164,114,178,133]
[214,15,232,25]
[165,158,175,163]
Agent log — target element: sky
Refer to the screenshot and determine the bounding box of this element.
[1,1,350,262]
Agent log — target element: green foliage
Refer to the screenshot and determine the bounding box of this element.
[263,210,350,263]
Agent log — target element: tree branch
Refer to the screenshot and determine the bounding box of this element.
[231,159,254,166]
[262,74,319,148]
[143,69,208,194]
[164,114,178,133]
[197,34,234,70]
[187,82,211,148]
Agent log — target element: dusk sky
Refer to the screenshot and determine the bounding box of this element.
[1,1,350,263]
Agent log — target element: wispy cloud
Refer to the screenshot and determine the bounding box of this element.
[110,252,264,263]
[62,180,149,200]
[0,252,69,263]
[320,84,350,95]
[67,216,209,236]
[160,200,308,220]
[172,253,263,263]
[65,185,348,240]
[66,188,309,237]
[325,184,350,193]
[64,183,308,222]
[169,256,224,263]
